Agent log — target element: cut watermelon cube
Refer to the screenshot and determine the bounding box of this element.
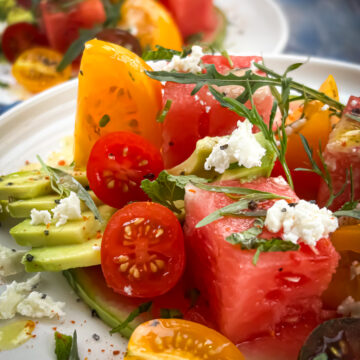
[184,177,339,344]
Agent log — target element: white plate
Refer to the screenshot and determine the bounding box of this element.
[0,55,359,360]
[0,0,288,105]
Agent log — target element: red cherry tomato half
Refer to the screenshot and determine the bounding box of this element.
[87,131,164,209]
[1,22,48,62]
[101,202,185,298]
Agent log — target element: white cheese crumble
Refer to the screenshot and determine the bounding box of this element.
[124,285,132,296]
[16,291,65,319]
[337,296,360,318]
[52,191,82,227]
[0,245,25,278]
[264,199,338,246]
[0,274,41,319]
[30,209,52,226]
[204,119,266,174]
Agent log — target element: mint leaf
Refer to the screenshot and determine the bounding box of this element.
[226,218,264,245]
[142,45,191,61]
[37,155,102,222]
[160,308,183,319]
[54,332,72,360]
[110,301,152,334]
[140,171,208,214]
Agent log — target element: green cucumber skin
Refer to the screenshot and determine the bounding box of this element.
[63,269,136,339]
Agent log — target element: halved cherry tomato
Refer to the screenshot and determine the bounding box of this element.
[101,202,185,298]
[96,28,142,56]
[87,131,163,209]
[125,319,245,359]
[1,22,48,62]
[12,47,72,93]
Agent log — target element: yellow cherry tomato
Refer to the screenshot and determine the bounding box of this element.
[125,319,245,360]
[12,47,71,93]
[118,0,183,51]
[73,39,163,167]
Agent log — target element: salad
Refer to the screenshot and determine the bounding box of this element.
[0,40,360,360]
[0,0,225,96]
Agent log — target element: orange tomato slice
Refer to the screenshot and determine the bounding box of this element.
[125,319,245,360]
[12,47,71,93]
[73,39,163,167]
[118,0,183,51]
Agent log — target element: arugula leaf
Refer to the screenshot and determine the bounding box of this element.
[142,45,191,61]
[226,218,264,245]
[57,27,101,72]
[69,330,80,360]
[160,308,183,319]
[37,156,102,222]
[333,209,360,220]
[110,302,152,334]
[54,331,72,360]
[157,99,172,123]
[140,171,208,214]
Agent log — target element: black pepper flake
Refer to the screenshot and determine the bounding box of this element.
[54,199,61,204]
[41,293,47,299]
[278,267,283,272]
[92,334,100,341]
[7,182,13,186]
[352,107,360,115]
[150,320,160,327]
[288,203,297,207]
[12,249,16,252]
[281,208,287,213]
[91,309,99,318]
[180,171,185,176]
[169,141,174,147]
[309,200,316,204]
[143,173,155,180]
[80,70,84,76]
[26,254,34,262]
[85,185,90,191]
[44,230,50,236]
[248,200,257,211]
[220,144,229,150]
[76,298,81,303]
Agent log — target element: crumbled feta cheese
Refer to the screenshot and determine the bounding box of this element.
[163,45,204,74]
[204,119,266,174]
[321,104,329,111]
[194,95,199,101]
[52,192,82,227]
[0,274,41,319]
[273,176,288,186]
[30,209,52,226]
[0,245,25,278]
[124,285,132,296]
[17,292,65,318]
[264,199,338,246]
[337,296,360,318]
[351,261,360,280]
[147,60,168,72]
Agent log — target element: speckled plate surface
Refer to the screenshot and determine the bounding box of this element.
[0,55,359,360]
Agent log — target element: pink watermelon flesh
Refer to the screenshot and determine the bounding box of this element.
[162,55,274,168]
[317,96,360,210]
[184,177,339,344]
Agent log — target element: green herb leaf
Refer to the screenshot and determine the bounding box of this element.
[69,330,80,360]
[99,114,111,127]
[220,49,234,69]
[103,0,123,28]
[226,218,264,245]
[37,155,102,222]
[140,171,208,214]
[313,354,328,360]
[333,209,360,219]
[157,99,172,123]
[160,308,183,319]
[0,81,9,88]
[57,27,101,72]
[283,62,305,77]
[54,331,73,360]
[110,301,152,334]
[142,45,191,61]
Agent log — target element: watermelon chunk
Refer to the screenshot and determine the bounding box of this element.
[184,177,339,344]
[317,96,360,210]
[162,55,274,168]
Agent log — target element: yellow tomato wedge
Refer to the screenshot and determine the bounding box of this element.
[12,47,71,93]
[73,39,163,167]
[331,225,360,253]
[125,319,245,360]
[118,0,183,51]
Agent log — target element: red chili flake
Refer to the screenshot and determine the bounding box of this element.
[88,349,91,353]
[25,160,30,165]
[46,223,50,229]
[32,335,36,338]
[113,350,120,355]
[58,160,66,166]
[96,231,102,239]
[82,216,89,221]
[188,189,196,193]
[52,327,57,331]
[101,349,105,353]
[70,320,75,324]
[45,176,50,180]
